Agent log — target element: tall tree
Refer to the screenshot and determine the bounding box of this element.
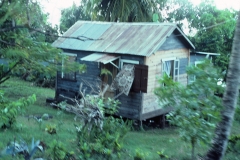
[0,0,84,84]
[60,3,91,34]
[204,10,240,160]
[82,0,167,22]
[161,0,195,25]
[187,2,237,77]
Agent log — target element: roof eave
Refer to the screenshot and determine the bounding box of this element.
[192,51,220,56]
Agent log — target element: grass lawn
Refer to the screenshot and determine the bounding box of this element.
[0,77,239,160]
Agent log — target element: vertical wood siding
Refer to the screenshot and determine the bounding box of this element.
[56,50,101,99]
[56,51,145,120]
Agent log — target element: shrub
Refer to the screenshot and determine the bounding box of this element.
[234,105,240,123]
[227,134,240,155]
[46,139,67,160]
[154,60,223,159]
[45,124,57,134]
[0,137,43,160]
[77,116,132,159]
[13,65,56,88]
[0,90,36,129]
[54,84,131,159]
[134,148,149,160]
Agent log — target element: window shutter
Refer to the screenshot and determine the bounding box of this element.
[131,64,148,93]
[173,59,180,81]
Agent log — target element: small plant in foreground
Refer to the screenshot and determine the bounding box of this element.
[0,137,43,160]
[134,148,148,160]
[157,150,170,159]
[227,134,240,155]
[77,116,132,159]
[46,139,67,160]
[45,124,57,134]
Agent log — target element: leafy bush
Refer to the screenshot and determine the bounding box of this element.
[77,116,132,159]
[14,67,56,88]
[154,60,223,159]
[55,84,131,159]
[0,90,36,129]
[157,150,170,159]
[45,124,57,134]
[69,95,131,159]
[134,148,149,160]
[46,139,67,160]
[234,104,240,123]
[227,134,240,155]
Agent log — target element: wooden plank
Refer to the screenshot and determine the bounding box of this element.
[140,107,173,120]
[116,107,139,119]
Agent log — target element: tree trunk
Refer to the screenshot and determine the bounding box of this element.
[204,11,240,160]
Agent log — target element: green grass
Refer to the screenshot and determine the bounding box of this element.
[122,128,210,160]
[0,78,78,159]
[0,77,240,160]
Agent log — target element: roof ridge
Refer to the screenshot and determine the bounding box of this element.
[76,20,177,26]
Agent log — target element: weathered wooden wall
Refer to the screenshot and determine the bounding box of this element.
[56,50,101,100]
[141,49,189,118]
[56,50,145,120]
[116,54,144,119]
[140,33,190,120]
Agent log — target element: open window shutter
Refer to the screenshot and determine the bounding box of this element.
[173,59,179,81]
[131,64,148,93]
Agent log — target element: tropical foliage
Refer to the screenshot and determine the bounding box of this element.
[154,61,223,159]
[0,90,36,129]
[204,10,240,160]
[82,0,167,22]
[0,0,86,85]
[53,83,131,159]
[60,3,91,34]
[187,2,237,78]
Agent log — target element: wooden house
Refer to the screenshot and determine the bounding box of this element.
[52,21,195,122]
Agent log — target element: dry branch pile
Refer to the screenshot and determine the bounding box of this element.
[51,82,109,131]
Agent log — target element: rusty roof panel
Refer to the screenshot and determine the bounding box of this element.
[53,21,195,56]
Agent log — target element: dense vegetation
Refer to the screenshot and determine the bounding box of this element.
[1,0,240,159]
[0,78,240,160]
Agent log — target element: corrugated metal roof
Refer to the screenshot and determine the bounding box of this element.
[53,21,195,56]
[81,53,119,64]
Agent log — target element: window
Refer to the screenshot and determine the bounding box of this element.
[188,61,204,83]
[120,59,139,69]
[162,59,180,81]
[61,53,77,81]
[101,59,119,85]
[119,59,148,93]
